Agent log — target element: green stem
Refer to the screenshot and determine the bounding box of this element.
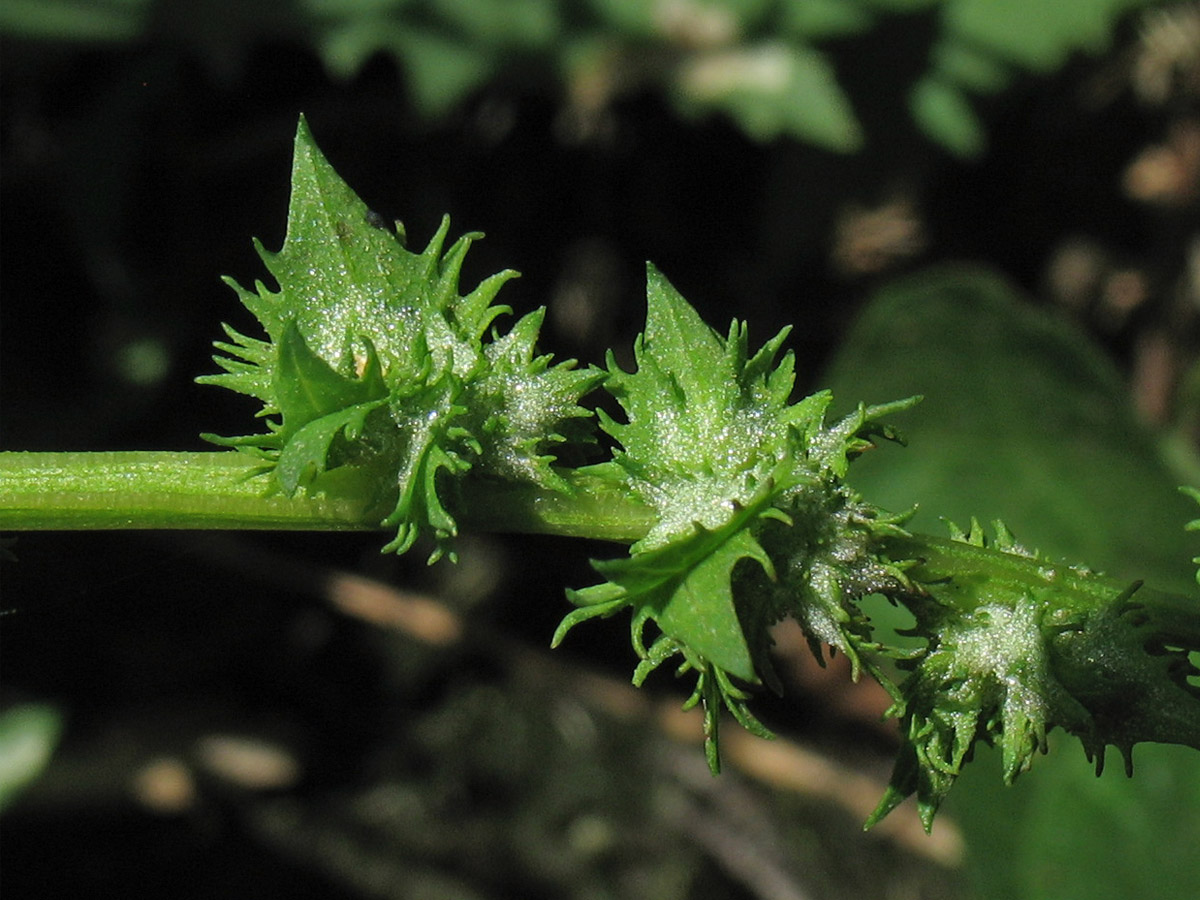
[3,448,1194,649]
[880,532,1200,647]
[0,451,657,542]
[457,474,655,543]
[0,451,376,531]
[883,532,1125,603]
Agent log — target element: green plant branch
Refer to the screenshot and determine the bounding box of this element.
[455,473,655,543]
[4,116,1198,833]
[0,451,657,541]
[0,451,376,531]
[6,452,1190,641]
[880,531,1200,647]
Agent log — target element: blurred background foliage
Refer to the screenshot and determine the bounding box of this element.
[0,0,1181,154]
[2,1,1199,898]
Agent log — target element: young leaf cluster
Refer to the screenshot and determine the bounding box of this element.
[201,117,599,560]
[873,521,1200,830]
[552,266,919,769]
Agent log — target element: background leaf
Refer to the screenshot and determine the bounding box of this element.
[0,0,1170,156]
[676,42,864,151]
[823,265,1194,592]
[943,0,1154,73]
[0,704,63,814]
[822,264,1200,899]
[4,4,1197,896]
[909,76,985,159]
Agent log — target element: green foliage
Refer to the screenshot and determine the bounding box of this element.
[909,75,985,158]
[184,119,1198,818]
[944,0,1154,71]
[200,117,599,559]
[304,0,1165,154]
[0,0,1168,155]
[671,40,863,150]
[196,125,933,782]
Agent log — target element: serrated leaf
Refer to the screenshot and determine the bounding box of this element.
[567,263,916,694]
[822,264,1200,897]
[654,527,773,681]
[468,307,604,488]
[196,319,276,406]
[581,509,775,681]
[382,433,469,558]
[601,264,810,548]
[244,119,517,380]
[201,117,597,555]
[555,265,921,774]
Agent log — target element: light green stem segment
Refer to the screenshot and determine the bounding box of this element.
[0,451,655,541]
[456,476,656,542]
[7,450,1190,637]
[0,451,373,531]
[882,532,1200,645]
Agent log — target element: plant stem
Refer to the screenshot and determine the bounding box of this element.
[3,449,1194,646]
[880,532,1200,645]
[0,451,656,542]
[0,451,377,531]
[882,532,1124,604]
[457,474,655,543]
